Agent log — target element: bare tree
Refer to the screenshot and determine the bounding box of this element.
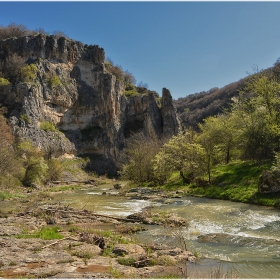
[0,23,32,40]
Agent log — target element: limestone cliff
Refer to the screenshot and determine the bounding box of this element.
[0,34,181,175]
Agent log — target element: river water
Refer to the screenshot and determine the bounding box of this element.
[52,184,280,278]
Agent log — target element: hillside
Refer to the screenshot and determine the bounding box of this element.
[174,63,280,129]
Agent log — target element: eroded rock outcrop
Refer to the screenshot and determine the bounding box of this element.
[0,35,181,174]
[258,170,280,194]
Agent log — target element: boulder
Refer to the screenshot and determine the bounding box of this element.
[113,184,122,190]
[258,170,280,194]
[112,244,146,256]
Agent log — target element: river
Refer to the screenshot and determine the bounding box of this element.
[51,183,280,278]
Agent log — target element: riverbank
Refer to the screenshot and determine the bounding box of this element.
[158,160,280,209]
[0,180,197,279]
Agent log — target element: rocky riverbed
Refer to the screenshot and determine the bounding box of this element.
[0,184,196,279]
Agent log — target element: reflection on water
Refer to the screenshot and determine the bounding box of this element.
[52,185,280,278]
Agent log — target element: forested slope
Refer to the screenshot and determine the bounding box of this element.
[174,62,280,129]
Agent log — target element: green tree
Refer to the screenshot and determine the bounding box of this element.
[230,74,280,162]
[196,128,223,184]
[153,132,206,184]
[198,113,238,165]
[119,133,163,182]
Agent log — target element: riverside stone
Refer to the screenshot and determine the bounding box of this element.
[112,244,146,256]
[258,170,280,194]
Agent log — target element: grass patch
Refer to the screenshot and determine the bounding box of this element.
[159,160,280,208]
[117,257,136,266]
[183,160,280,207]
[0,191,26,201]
[123,89,141,97]
[0,191,13,200]
[16,226,64,240]
[72,251,94,259]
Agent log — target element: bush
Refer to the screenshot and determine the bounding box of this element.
[117,257,136,266]
[119,132,164,182]
[49,75,62,87]
[125,83,136,91]
[19,114,31,124]
[0,54,24,83]
[105,58,136,87]
[0,77,10,87]
[0,23,33,40]
[23,157,48,187]
[46,159,64,182]
[123,89,140,97]
[20,64,39,82]
[40,121,57,132]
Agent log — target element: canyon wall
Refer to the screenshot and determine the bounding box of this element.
[0,35,181,175]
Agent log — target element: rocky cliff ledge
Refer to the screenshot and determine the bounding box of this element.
[0,35,181,175]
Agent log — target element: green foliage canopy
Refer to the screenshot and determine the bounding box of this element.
[153,132,206,184]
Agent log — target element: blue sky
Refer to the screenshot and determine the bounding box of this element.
[1,1,280,99]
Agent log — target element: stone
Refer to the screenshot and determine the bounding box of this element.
[113,184,121,189]
[258,170,280,194]
[112,244,146,256]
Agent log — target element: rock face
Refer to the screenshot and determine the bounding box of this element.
[258,170,280,194]
[0,35,181,175]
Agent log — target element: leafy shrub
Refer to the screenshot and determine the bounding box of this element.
[105,58,136,87]
[72,251,94,259]
[125,83,136,91]
[40,121,57,132]
[21,64,39,82]
[0,54,24,83]
[23,157,48,187]
[123,89,140,97]
[0,77,10,87]
[46,159,64,182]
[117,257,136,266]
[49,75,62,87]
[19,114,31,124]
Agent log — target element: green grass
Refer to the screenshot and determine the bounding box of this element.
[16,226,64,240]
[117,257,136,266]
[159,160,280,208]
[0,191,13,200]
[0,191,26,201]
[72,251,94,259]
[123,89,141,97]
